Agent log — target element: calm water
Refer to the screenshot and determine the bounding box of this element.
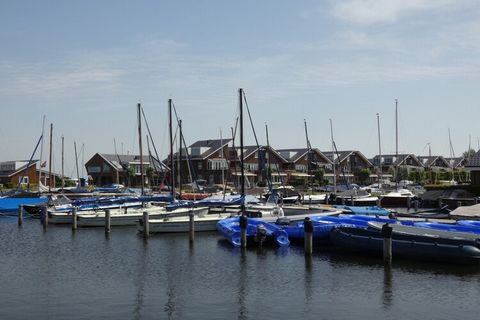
[1,217,479,320]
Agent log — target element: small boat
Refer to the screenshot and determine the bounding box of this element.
[77,206,208,227]
[0,190,48,214]
[143,210,229,233]
[335,205,392,216]
[333,189,379,206]
[457,220,480,228]
[380,189,416,207]
[330,221,480,264]
[216,216,290,247]
[413,222,480,235]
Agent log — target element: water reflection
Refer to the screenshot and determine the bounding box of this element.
[238,247,248,320]
[304,255,313,307]
[133,239,147,320]
[382,265,393,309]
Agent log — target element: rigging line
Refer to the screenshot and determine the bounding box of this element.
[242,91,260,147]
[230,126,239,192]
[16,134,43,192]
[171,101,198,186]
[140,106,169,171]
[332,140,349,189]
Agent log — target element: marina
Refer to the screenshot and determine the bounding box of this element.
[1,216,479,320]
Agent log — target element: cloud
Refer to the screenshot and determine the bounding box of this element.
[330,0,463,26]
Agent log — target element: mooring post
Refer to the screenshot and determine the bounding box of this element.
[188,211,194,242]
[406,197,411,210]
[124,206,128,214]
[105,209,111,234]
[341,197,346,205]
[41,206,48,229]
[438,198,443,209]
[143,211,149,238]
[72,207,77,230]
[414,199,419,211]
[376,197,381,207]
[18,205,23,226]
[239,214,248,248]
[325,193,329,205]
[304,217,314,255]
[382,223,393,265]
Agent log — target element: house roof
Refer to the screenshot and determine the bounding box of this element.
[241,145,289,163]
[276,148,331,164]
[445,157,466,168]
[99,154,169,172]
[417,156,450,168]
[465,150,480,168]
[372,154,423,167]
[322,150,372,166]
[187,139,232,160]
[0,160,39,178]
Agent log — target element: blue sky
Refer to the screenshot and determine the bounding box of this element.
[1,0,480,175]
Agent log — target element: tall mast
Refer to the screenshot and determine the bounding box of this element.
[265,123,272,186]
[178,119,183,198]
[376,113,382,186]
[220,128,225,199]
[137,103,145,195]
[239,88,245,213]
[168,99,175,198]
[395,99,399,189]
[304,119,312,191]
[48,123,53,192]
[38,115,46,191]
[74,142,80,185]
[329,118,336,194]
[61,135,64,189]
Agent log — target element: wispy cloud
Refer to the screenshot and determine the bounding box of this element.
[329,0,470,26]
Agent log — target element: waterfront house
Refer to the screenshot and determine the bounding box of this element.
[465,150,480,186]
[322,151,373,185]
[371,154,424,182]
[85,153,168,188]
[0,160,39,188]
[276,148,331,185]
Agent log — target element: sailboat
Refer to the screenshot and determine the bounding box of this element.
[380,99,416,207]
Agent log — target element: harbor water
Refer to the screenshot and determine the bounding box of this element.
[1,217,479,320]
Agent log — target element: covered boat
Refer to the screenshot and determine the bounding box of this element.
[216,216,290,248]
[330,221,480,264]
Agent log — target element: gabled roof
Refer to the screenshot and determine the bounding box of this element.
[445,157,467,169]
[187,138,232,160]
[322,150,372,166]
[276,148,331,164]
[465,150,480,168]
[241,145,289,163]
[98,154,168,172]
[0,160,39,178]
[372,154,423,167]
[417,156,450,168]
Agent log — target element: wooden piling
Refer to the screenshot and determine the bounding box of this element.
[376,197,381,207]
[41,206,48,228]
[105,209,111,234]
[414,199,419,211]
[72,207,77,230]
[304,217,314,255]
[382,223,393,264]
[438,198,443,209]
[188,211,194,242]
[143,211,149,238]
[239,214,248,248]
[407,197,411,210]
[18,205,23,226]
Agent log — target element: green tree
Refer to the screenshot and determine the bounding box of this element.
[127,166,136,187]
[314,168,325,185]
[356,168,371,185]
[462,149,476,160]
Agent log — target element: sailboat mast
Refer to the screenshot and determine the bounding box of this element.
[239,88,245,213]
[265,123,272,185]
[38,115,46,191]
[61,135,64,189]
[376,113,382,185]
[304,119,312,191]
[178,119,183,198]
[48,123,53,192]
[395,99,399,189]
[329,119,336,194]
[169,99,175,198]
[74,142,80,185]
[220,128,225,199]
[137,103,145,195]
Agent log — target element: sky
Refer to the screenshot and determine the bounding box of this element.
[1,0,480,176]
